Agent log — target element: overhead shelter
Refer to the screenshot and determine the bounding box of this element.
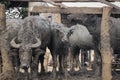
[8,0,120,14]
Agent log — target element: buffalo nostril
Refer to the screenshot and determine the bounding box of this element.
[21,64,29,69]
[62,38,68,42]
[62,39,68,43]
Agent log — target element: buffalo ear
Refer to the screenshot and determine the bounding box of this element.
[67,29,74,37]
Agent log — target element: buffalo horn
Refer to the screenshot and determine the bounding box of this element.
[10,37,21,48]
[31,37,41,48]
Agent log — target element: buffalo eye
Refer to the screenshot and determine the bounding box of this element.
[67,29,74,37]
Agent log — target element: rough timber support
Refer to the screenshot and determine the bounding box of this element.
[0,4,15,80]
[31,6,120,14]
[101,7,112,80]
[0,4,5,74]
[0,4,5,30]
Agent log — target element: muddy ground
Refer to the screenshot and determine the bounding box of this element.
[17,71,120,80]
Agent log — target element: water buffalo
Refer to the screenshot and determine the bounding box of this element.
[67,14,120,75]
[9,16,71,79]
[67,14,120,55]
[68,24,100,72]
[10,16,52,79]
[58,24,101,75]
[50,22,70,79]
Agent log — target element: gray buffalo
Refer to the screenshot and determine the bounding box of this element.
[67,24,101,74]
[67,14,120,55]
[9,16,71,79]
[51,23,102,76]
[68,24,93,71]
[10,16,52,79]
[67,14,120,75]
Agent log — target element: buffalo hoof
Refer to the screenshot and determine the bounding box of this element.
[69,68,76,74]
[69,71,76,76]
[32,77,39,80]
[40,69,45,74]
[58,71,64,75]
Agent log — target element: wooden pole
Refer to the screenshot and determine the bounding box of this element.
[0,4,16,80]
[0,3,5,74]
[0,4,5,30]
[101,7,112,80]
[52,1,62,23]
[28,2,30,16]
[0,54,2,74]
[52,13,61,23]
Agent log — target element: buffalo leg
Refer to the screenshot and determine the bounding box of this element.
[39,54,45,73]
[63,55,68,80]
[81,49,87,72]
[69,48,76,72]
[52,52,57,79]
[59,55,64,74]
[31,49,45,79]
[81,49,85,71]
[93,46,102,76]
[31,53,39,80]
[25,69,29,80]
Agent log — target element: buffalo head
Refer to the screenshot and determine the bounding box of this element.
[10,37,41,69]
[51,23,71,44]
[51,22,76,46]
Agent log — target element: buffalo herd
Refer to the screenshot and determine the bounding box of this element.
[0,14,120,80]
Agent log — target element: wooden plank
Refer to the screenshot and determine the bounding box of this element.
[0,4,5,30]
[31,6,120,14]
[100,7,112,80]
[9,0,120,2]
[52,13,61,23]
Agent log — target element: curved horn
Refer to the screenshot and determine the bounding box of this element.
[31,37,41,48]
[10,37,21,48]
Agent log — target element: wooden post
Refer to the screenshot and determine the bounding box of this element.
[0,4,5,30]
[0,3,5,74]
[0,40,16,80]
[0,4,16,80]
[0,54,2,74]
[28,2,31,16]
[101,7,112,80]
[52,13,61,23]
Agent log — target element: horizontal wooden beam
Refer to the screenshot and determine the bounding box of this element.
[10,0,120,2]
[31,6,120,14]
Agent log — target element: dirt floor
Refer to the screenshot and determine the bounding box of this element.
[17,72,101,80]
[1,49,120,80]
[16,71,120,80]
